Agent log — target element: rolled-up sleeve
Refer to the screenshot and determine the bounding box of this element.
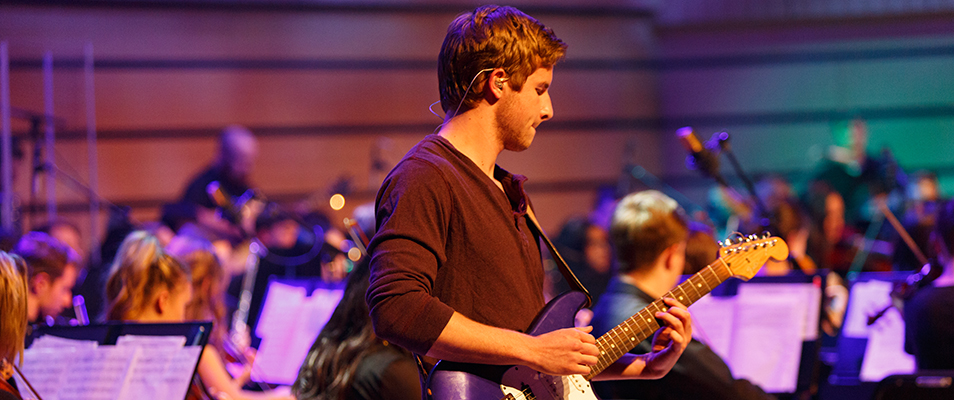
[366,159,455,355]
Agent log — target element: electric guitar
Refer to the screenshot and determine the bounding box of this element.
[426,234,788,400]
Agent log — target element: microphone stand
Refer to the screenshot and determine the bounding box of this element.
[31,161,120,267]
[714,132,771,230]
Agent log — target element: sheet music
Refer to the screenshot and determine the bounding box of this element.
[859,306,916,382]
[19,333,203,400]
[843,280,893,338]
[17,347,78,400]
[116,335,192,400]
[57,346,139,400]
[29,335,98,350]
[729,292,805,394]
[117,335,187,348]
[19,337,104,400]
[253,281,344,384]
[737,283,821,340]
[688,295,735,361]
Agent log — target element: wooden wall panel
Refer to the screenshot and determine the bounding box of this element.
[0,2,659,257]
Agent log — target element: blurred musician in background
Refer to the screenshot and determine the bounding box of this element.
[180,125,265,276]
[893,170,943,271]
[0,252,28,400]
[811,118,907,232]
[293,257,419,400]
[181,125,262,237]
[13,231,80,326]
[105,231,292,400]
[548,216,614,305]
[682,222,719,276]
[762,198,816,276]
[104,231,192,323]
[805,183,860,274]
[168,236,294,400]
[903,199,954,371]
[591,190,774,400]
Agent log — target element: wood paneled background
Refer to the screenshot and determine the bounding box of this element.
[2,1,954,253]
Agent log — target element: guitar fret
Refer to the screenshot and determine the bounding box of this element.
[673,285,692,305]
[700,266,715,292]
[686,275,703,300]
[715,257,733,281]
[604,329,619,362]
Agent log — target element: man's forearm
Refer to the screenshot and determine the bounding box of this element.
[426,312,535,366]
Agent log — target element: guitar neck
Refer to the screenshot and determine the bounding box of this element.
[584,258,733,380]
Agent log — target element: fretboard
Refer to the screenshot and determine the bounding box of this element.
[583,258,733,380]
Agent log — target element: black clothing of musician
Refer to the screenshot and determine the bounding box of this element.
[591,278,775,400]
[904,285,954,370]
[181,165,251,211]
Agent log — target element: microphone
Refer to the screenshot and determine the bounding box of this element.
[676,127,726,185]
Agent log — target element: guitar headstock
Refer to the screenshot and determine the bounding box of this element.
[717,234,789,281]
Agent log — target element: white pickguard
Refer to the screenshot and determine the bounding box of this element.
[499,365,598,400]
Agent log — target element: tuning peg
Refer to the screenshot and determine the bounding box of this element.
[761,231,771,239]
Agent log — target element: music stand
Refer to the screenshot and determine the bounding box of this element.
[20,321,212,400]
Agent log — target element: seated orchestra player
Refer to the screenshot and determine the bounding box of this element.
[168,236,295,400]
[293,259,420,400]
[904,199,954,371]
[105,231,292,400]
[591,191,775,400]
[0,252,29,400]
[13,232,81,326]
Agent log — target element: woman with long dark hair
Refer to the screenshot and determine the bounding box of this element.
[292,260,419,400]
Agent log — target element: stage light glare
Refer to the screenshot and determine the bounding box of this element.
[348,247,361,262]
[330,194,346,210]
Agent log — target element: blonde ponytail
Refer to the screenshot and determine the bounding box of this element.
[105,231,190,321]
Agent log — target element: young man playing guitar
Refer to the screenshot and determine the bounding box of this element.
[591,190,775,400]
[366,5,692,399]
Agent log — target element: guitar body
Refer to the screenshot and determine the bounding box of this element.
[427,291,600,400]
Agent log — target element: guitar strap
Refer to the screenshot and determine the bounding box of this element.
[526,206,593,308]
